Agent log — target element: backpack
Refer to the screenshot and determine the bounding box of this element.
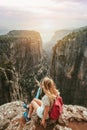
[49,96,63,120]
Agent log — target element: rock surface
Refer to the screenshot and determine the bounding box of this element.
[0,101,87,130]
[0,66,22,105]
[51,27,87,107]
[0,30,49,104]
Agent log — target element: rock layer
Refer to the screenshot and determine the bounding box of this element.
[0,30,45,104]
[51,27,87,107]
[0,66,22,105]
[0,101,87,130]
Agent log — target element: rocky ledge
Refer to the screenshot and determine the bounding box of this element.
[0,101,87,130]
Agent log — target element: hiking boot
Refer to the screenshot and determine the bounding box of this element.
[23,103,29,109]
[26,117,31,122]
[23,111,31,122]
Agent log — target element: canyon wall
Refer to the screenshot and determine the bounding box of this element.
[0,30,46,104]
[51,27,87,107]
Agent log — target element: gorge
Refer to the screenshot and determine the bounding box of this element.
[0,27,87,130]
[0,27,87,106]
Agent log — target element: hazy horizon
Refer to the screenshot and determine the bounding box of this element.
[0,0,87,42]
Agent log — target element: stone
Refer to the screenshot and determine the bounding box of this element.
[0,101,87,130]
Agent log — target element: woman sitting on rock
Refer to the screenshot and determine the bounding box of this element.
[27,77,60,126]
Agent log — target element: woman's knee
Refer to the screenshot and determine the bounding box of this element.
[33,98,36,101]
[33,98,42,106]
[29,103,33,109]
[31,100,39,109]
[31,100,35,106]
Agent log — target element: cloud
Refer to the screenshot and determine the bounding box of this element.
[0,0,87,42]
[53,0,87,4]
[0,0,87,18]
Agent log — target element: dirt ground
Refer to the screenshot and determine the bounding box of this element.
[35,121,87,130]
[68,122,87,130]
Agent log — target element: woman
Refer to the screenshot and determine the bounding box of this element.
[27,77,60,126]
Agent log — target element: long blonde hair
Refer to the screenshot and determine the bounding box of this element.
[42,77,60,101]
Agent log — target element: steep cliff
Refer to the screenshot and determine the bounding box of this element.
[0,101,87,130]
[4,30,42,71]
[51,27,87,107]
[0,30,48,104]
[0,66,22,105]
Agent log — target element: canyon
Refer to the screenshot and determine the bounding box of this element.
[0,27,87,106]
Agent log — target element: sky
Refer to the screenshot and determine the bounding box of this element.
[0,0,87,42]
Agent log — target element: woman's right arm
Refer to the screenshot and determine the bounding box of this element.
[41,105,50,126]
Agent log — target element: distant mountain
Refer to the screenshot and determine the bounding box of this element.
[0,29,9,35]
[7,30,41,39]
[43,29,72,59]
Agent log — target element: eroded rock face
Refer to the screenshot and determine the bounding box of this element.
[0,30,47,104]
[51,27,87,107]
[0,101,87,130]
[4,30,43,73]
[0,67,22,105]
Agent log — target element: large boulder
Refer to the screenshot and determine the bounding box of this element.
[0,101,87,130]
